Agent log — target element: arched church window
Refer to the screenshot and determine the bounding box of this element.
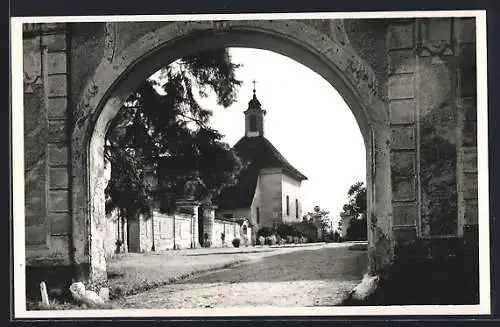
[250,115,257,132]
[286,195,290,216]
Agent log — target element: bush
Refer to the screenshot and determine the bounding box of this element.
[232,238,240,248]
[264,235,277,245]
[291,221,319,243]
[276,223,299,239]
[257,227,273,238]
[325,230,342,243]
[345,217,367,241]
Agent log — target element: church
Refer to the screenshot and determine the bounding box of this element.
[215,85,308,241]
[103,84,309,254]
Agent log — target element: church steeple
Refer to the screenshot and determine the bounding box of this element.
[244,80,266,137]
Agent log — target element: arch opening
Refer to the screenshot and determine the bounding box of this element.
[74,21,391,285]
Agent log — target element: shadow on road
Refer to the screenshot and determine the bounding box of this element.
[174,246,368,285]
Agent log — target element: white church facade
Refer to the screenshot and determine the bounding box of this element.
[215,87,308,241]
[104,86,308,254]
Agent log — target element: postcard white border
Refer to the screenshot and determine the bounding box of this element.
[11,10,490,319]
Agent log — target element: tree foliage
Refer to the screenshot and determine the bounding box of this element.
[105,49,244,219]
[304,205,331,240]
[339,181,367,241]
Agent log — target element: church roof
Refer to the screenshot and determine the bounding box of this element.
[234,136,308,181]
[215,136,307,209]
[246,93,262,111]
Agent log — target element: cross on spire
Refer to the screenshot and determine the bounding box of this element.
[252,79,257,95]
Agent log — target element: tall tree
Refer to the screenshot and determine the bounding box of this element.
[304,205,331,241]
[339,181,367,240]
[105,49,244,218]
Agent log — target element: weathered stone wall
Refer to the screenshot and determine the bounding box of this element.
[24,24,72,266]
[385,19,420,242]
[345,19,389,100]
[103,209,128,258]
[21,18,479,288]
[213,219,241,247]
[456,18,478,236]
[150,211,194,250]
[379,18,478,242]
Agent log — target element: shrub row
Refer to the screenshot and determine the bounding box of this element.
[255,221,320,245]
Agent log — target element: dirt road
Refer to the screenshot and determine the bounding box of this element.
[115,243,367,308]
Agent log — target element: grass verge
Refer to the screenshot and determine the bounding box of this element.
[108,258,248,300]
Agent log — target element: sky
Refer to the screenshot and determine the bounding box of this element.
[152,47,366,225]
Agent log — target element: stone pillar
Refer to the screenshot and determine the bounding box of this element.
[201,205,217,247]
[122,214,128,253]
[176,199,200,248]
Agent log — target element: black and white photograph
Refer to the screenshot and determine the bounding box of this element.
[11,10,490,318]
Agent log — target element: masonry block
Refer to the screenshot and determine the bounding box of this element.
[48,52,67,74]
[389,99,415,124]
[49,167,69,189]
[463,121,477,147]
[462,147,478,172]
[47,121,67,143]
[48,144,68,166]
[459,18,476,44]
[390,126,416,150]
[25,159,47,226]
[47,97,67,120]
[26,225,47,246]
[23,36,41,79]
[44,33,67,52]
[425,18,452,45]
[459,96,477,121]
[50,212,71,235]
[388,74,414,99]
[391,150,416,176]
[463,172,478,200]
[389,24,414,49]
[464,199,479,225]
[48,74,67,97]
[393,226,417,243]
[459,43,476,97]
[40,23,67,32]
[47,235,71,254]
[388,49,415,75]
[392,176,416,201]
[417,57,454,118]
[393,202,417,226]
[48,190,70,212]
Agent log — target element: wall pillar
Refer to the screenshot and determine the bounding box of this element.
[201,205,217,247]
[175,199,200,248]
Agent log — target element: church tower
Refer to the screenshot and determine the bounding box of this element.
[244,80,266,137]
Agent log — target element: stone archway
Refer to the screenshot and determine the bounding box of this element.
[71,20,391,286]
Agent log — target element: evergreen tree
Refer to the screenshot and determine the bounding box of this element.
[104,49,244,219]
[339,181,367,240]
